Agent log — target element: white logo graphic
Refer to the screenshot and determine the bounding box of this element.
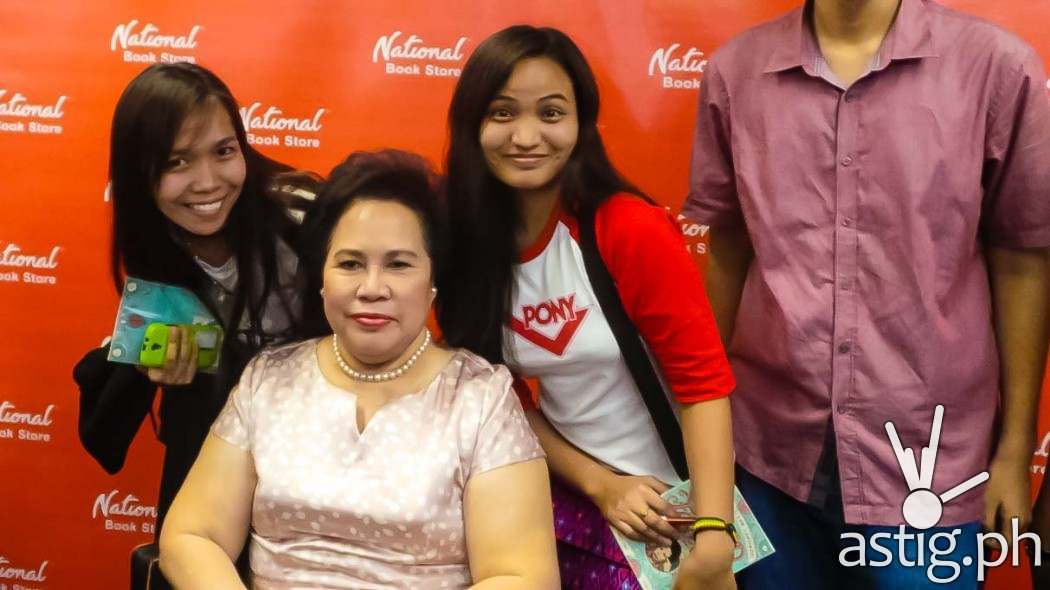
[0,556,48,582]
[0,243,62,287]
[240,101,326,149]
[648,43,707,90]
[0,400,54,443]
[0,401,54,426]
[372,31,468,78]
[885,405,989,530]
[92,490,158,534]
[841,405,1039,582]
[1033,430,1050,475]
[676,213,708,256]
[110,19,200,64]
[0,89,67,136]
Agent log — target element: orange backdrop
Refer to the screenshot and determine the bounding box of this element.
[0,1,1047,588]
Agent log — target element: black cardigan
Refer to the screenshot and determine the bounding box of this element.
[74,345,244,529]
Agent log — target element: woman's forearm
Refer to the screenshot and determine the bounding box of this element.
[471,575,558,589]
[525,409,614,499]
[159,534,246,590]
[681,397,735,521]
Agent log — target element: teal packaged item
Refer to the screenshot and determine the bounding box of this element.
[108,277,222,372]
[610,482,774,588]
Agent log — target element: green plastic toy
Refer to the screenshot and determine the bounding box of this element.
[139,323,222,369]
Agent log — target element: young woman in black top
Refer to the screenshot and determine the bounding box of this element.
[74,62,316,531]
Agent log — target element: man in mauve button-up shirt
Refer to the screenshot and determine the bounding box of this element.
[685,0,1050,586]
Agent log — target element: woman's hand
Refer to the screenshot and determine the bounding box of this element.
[590,473,678,546]
[673,530,736,590]
[141,326,199,385]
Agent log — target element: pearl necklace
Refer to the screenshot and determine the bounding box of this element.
[331,329,431,382]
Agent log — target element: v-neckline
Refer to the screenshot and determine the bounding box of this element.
[311,339,461,437]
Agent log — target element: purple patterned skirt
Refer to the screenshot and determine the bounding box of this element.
[551,479,642,590]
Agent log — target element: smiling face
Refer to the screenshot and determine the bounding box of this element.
[322,199,435,367]
[479,57,579,196]
[153,98,246,237]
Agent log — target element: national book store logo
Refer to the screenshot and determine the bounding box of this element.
[92,489,158,535]
[648,43,707,90]
[110,18,201,64]
[371,31,468,79]
[0,89,66,136]
[240,101,327,149]
[0,400,55,444]
[0,555,48,590]
[0,243,61,287]
[839,405,1040,583]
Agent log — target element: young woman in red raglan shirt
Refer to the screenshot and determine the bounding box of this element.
[438,25,738,590]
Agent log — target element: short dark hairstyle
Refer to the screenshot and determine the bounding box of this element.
[297,150,443,338]
[438,25,645,364]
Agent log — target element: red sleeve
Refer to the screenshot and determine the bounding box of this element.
[594,194,735,404]
[512,374,539,411]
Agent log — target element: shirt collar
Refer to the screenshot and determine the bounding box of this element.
[763,0,937,74]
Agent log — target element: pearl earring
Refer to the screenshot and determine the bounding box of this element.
[320,287,325,295]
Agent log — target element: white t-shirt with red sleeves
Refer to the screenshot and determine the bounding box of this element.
[504,193,735,485]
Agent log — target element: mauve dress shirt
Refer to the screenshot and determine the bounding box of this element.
[684,0,1050,525]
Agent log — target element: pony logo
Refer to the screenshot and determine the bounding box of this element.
[649,43,707,90]
[510,294,590,356]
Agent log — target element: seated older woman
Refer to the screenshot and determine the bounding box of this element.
[158,150,559,589]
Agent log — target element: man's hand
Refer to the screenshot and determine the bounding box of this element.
[984,447,1032,540]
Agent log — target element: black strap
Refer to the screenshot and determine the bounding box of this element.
[578,209,690,480]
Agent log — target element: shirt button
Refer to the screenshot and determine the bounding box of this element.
[841,155,854,167]
[842,218,852,227]
[837,405,848,415]
[838,343,851,354]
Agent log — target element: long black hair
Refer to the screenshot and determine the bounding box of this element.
[297,150,444,339]
[437,25,643,364]
[108,63,314,379]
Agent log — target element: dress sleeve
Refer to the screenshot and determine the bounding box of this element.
[469,366,545,477]
[74,346,158,474]
[594,196,736,404]
[210,353,265,450]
